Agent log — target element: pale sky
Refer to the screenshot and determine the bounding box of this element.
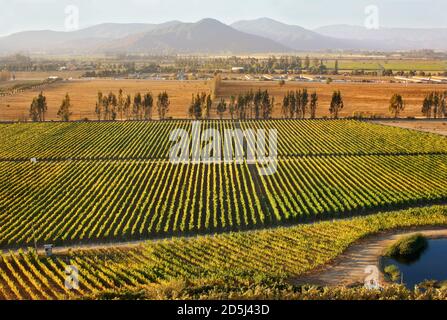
[1,0,446,36]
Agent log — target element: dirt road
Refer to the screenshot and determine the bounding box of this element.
[295,228,447,287]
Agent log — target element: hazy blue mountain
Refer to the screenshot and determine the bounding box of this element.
[0,19,289,54]
[315,24,447,50]
[72,21,182,39]
[104,18,291,54]
[231,18,360,51]
[2,18,447,55]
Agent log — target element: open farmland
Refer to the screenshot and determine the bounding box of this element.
[217,81,447,119]
[2,79,447,121]
[0,79,211,121]
[0,120,446,248]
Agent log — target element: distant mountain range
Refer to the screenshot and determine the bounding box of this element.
[1,18,447,55]
[314,24,447,51]
[231,18,360,51]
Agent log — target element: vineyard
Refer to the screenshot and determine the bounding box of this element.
[0,120,446,247]
[1,120,447,160]
[0,205,446,300]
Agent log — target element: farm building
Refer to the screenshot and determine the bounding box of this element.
[231,67,245,73]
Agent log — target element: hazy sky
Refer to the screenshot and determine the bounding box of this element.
[1,0,446,36]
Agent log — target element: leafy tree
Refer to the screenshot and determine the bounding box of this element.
[282,91,296,119]
[29,98,40,122]
[216,98,227,120]
[300,89,309,118]
[108,92,117,120]
[236,94,246,120]
[245,90,254,119]
[133,92,142,120]
[421,91,447,119]
[441,93,447,118]
[95,91,103,121]
[189,93,203,120]
[432,93,440,119]
[124,94,131,120]
[204,94,212,119]
[157,91,170,120]
[310,92,318,119]
[102,96,110,121]
[253,90,263,119]
[142,92,154,120]
[304,55,310,70]
[282,92,290,119]
[422,94,432,118]
[389,94,405,118]
[228,96,236,120]
[295,90,302,119]
[329,90,344,119]
[118,89,125,120]
[188,94,195,119]
[29,91,47,122]
[334,60,339,75]
[57,93,72,121]
[37,91,48,121]
[260,90,273,119]
[267,96,274,120]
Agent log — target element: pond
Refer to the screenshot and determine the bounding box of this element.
[382,238,447,288]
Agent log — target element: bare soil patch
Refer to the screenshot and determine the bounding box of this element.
[376,120,447,136]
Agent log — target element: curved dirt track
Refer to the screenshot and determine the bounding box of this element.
[295,228,447,287]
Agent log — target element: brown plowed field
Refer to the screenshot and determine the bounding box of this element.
[2,79,447,121]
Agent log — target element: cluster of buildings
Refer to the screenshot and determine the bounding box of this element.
[394,76,447,84]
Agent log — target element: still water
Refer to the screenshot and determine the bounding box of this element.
[382,238,447,288]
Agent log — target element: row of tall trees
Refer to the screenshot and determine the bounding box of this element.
[282,89,319,119]
[280,90,346,120]
[188,90,275,120]
[281,90,345,119]
[188,92,213,120]
[29,90,447,122]
[95,90,170,121]
[30,92,73,122]
[229,90,274,120]
[422,91,447,119]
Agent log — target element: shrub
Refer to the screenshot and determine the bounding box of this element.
[384,265,401,282]
[385,234,428,258]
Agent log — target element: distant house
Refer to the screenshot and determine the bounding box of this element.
[297,75,316,82]
[262,74,274,81]
[431,76,447,83]
[231,67,245,73]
